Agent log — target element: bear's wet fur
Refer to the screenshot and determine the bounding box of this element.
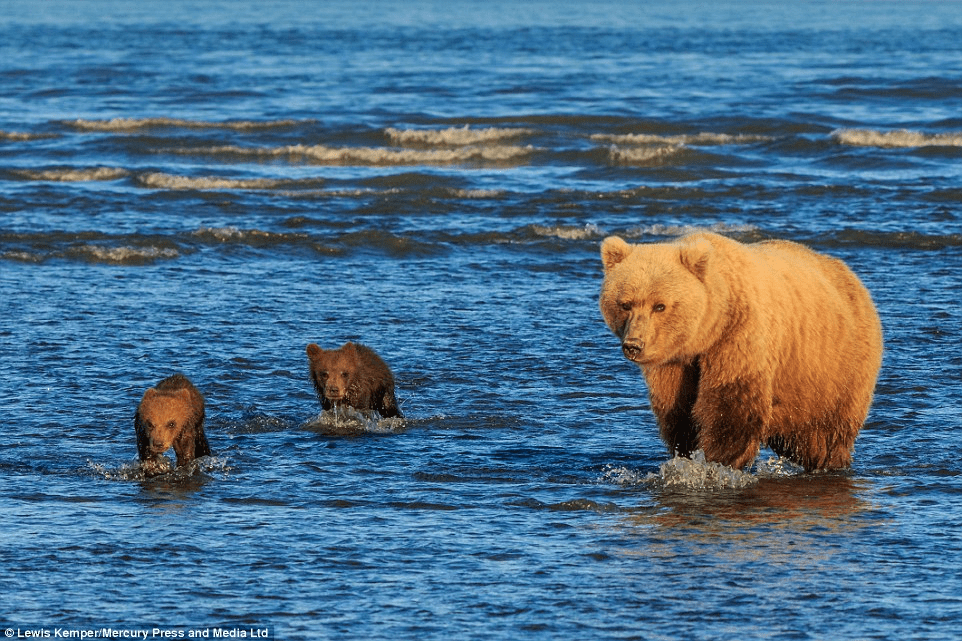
[306,341,402,419]
[599,231,883,472]
[134,373,210,476]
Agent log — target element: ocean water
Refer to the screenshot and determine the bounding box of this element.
[1,0,961,638]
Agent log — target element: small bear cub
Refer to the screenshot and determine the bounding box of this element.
[134,373,211,476]
[306,341,402,419]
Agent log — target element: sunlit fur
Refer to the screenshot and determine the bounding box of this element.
[134,374,209,476]
[600,232,883,472]
[306,341,403,419]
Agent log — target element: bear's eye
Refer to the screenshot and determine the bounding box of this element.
[619,301,632,311]
[652,303,666,313]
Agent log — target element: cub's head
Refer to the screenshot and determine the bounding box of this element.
[307,342,360,401]
[599,234,715,366]
[137,388,194,455]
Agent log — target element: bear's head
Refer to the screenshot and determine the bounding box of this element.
[138,388,195,456]
[307,342,360,401]
[599,234,718,367]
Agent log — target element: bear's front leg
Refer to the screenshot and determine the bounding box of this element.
[644,360,701,459]
[692,377,771,470]
[172,426,207,469]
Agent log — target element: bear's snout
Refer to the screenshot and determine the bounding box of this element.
[149,436,171,454]
[325,385,345,400]
[622,339,645,362]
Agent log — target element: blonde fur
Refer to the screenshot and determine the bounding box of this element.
[600,232,883,472]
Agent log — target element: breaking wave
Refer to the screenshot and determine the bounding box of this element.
[592,132,771,145]
[832,128,962,148]
[171,143,536,166]
[137,172,298,191]
[65,117,304,132]
[606,144,686,165]
[620,222,759,239]
[70,245,181,265]
[385,125,534,146]
[1,130,57,141]
[13,167,130,182]
[530,222,604,240]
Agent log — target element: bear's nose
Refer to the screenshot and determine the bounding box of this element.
[622,339,644,361]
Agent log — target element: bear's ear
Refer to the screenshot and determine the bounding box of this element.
[142,388,157,402]
[601,236,632,271]
[306,343,323,358]
[679,236,712,281]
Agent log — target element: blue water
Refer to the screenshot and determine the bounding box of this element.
[2,1,961,639]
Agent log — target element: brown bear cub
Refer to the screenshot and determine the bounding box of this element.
[599,231,883,473]
[306,342,403,419]
[134,374,210,476]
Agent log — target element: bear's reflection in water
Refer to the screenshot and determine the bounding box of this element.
[620,462,875,567]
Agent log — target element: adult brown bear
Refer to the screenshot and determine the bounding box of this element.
[599,232,883,472]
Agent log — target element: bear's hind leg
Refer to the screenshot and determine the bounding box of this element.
[768,418,855,472]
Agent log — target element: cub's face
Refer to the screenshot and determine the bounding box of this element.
[599,236,710,367]
[307,344,358,401]
[138,389,192,454]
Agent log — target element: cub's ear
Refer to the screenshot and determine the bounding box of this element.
[600,236,632,271]
[679,236,712,281]
[141,388,157,402]
[306,343,323,358]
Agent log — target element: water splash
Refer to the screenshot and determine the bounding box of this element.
[602,450,759,490]
[301,406,405,436]
[88,455,231,481]
[658,451,758,489]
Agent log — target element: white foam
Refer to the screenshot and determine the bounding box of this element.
[450,188,505,199]
[139,172,287,190]
[832,128,962,148]
[2,130,54,141]
[622,222,758,238]
[76,245,179,263]
[193,226,285,243]
[385,125,533,146]
[16,167,129,182]
[607,144,685,165]
[171,143,535,166]
[531,222,604,240]
[593,132,770,145]
[66,117,302,132]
